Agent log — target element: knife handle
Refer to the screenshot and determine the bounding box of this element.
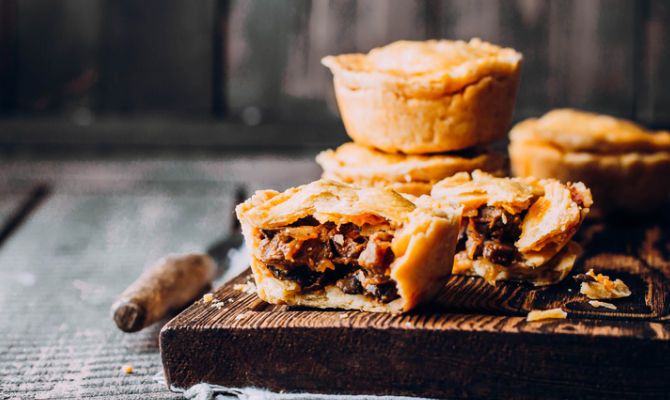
[112,253,217,332]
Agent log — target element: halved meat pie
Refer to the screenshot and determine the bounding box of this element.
[431,171,592,285]
[236,180,461,313]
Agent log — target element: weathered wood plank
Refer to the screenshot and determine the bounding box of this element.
[16,0,101,114]
[439,0,636,120]
[497,0,552,120]
[546,0,636,117]
[0,193,25,227]
[0,0,18,113]
[97,0,215,115]
[0,180,235,398]
[637,0,670,127]
[0,185,49,249]
[227,0,434,124]
[0,118,348,151]
[0,154,322,195]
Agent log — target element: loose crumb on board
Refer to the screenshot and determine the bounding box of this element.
[588,300,617,310]
[234,281,257,295]
[405,322,412,327]
[576,269,631,299]
[122,365,133,374]
[202,293,214,304]
[210,298,225,310]
[526,308,567,322]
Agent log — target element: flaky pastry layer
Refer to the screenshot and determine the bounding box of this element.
[316,142,506,196]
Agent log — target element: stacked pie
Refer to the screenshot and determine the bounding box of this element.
[318,38,522,195]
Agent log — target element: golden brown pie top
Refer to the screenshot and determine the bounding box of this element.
[321,38,522,97]
[236,179,418,230]
[510,109,670,153]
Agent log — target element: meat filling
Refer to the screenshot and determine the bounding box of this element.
[457,206,523,267]
[257,217,399,303]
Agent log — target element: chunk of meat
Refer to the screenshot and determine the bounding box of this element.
[257,220,398,303]
[461,205,523,267]
[357,231,394,275]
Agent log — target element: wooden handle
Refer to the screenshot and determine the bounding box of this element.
[112,253,217,332]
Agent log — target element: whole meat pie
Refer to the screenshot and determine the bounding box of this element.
[431,171,593,286]
[236,180,461,313]
[322,38,522,154]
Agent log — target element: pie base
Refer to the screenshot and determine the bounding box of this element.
[333,73,521,154]
[316,142,506,196]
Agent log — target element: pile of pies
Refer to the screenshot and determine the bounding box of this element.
[318,38,522,195]
[234,38,662,313]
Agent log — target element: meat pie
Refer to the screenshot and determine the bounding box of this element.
[236,180,461,313]
[431,170,592,286]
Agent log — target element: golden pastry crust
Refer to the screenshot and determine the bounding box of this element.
[322,39,523,154]
[315,142,506,196]
[236,180,460,313]
[431,171,592,285]
[510,109,670,153]
[510,109,670,216]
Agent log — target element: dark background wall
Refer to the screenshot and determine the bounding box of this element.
[0,0,669,151]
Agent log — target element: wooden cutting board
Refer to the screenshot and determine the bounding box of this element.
[160,218,670,399]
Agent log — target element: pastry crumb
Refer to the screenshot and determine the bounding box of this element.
[122,365,133,374]
[202,293,214,304]
[526,308,567,322]
[588,300,617,310]
[405,322,412,327]
[579,269,631,299]
[234,282,257,294]
[338,313,348,319]
[211,300,225,309]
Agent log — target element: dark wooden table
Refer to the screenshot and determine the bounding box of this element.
[0,153,322,398]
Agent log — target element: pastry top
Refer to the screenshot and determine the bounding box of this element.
[236,179,427,230]
[236,179,462,313]
[431,170,545,215]
[316,142,505,185]
[510,109,670,153]
[431,170,592,266]
[321,38,522,97]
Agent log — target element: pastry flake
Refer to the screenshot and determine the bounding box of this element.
[316,142,506,196]
[526,308,567,322]
[431,171,592,286]
[510,109,670,216]
[588,300,617,310]
[322,39,523,153]
[236,180,461,313]
[576,269,631,299]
